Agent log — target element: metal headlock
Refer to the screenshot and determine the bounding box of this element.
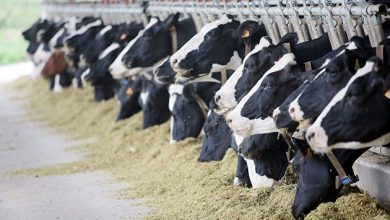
[42,0,388,48]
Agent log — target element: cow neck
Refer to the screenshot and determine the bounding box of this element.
[325,151,359,188]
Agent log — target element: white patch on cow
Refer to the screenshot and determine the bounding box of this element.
[140,91,149,106]
[288,68,326,122]
[49,28,65,50]
[169,116,177,144]
[32,43,51,69]
[53,74,63,93]
[98,43,120,59]
[99,25,112,36]
[214,37,272,115]
[227,53,296,137]
[110,18,159,79]
[36,29,45,43]
[65,19,102,40]
[245,158,276,188]
[170,15,234,72]
[81,68,90,79]
[65,17,79,34]
[234,134,277,188]
[346,41,357,50]
[307,61,376,150]
[210,51,242,73]
[168,84,183,111]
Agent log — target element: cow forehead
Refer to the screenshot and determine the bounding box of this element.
[99,25,112,36]
[312,61,376,128]
[65,19,102,40]
[98,43,120,59]
[217,37,272,91]
[170,15,234,62]
[111,18,159,67]
[239,53,296,108]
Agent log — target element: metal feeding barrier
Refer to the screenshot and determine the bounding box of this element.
[42,0,389,48]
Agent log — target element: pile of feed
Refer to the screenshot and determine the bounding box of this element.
[6,77,390,219]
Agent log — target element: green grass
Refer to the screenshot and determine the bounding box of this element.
[0,0,41,65]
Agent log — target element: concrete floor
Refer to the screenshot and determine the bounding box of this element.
[0,63,149,220]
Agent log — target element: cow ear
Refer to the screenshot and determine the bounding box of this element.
[163,13,180,30]
[238,20,259,39]
[277,33,298,46]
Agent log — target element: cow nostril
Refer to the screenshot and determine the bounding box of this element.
[172,59,178,64]
[109,67,113,73]
[307,132,315,141]
[289,107,295,113]
[215,95,221,102]
[227,119,232,124]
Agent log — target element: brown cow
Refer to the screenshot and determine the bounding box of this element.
[41,49,68,78]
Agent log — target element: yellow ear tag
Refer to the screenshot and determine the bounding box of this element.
[241,29,250,38]
[120,33,127,41]
[126,88,134,96]
[385,89,390,99]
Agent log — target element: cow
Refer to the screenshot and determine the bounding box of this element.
[153,57,176,84]
[116,78,142,121]
[226,53,310,137]
[84,43,122,101]
[291,148,367,219]
[137,74,171,129]
[306,58,390,151]
[238,133,289,181]
[168,82,220,143]
[110,13,197,79]
[287,50,366,134]
[169,15,267,81]
[22,18,51,56]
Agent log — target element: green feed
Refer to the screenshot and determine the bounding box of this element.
[6,77,390,219]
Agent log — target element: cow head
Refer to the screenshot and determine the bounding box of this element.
[79,25,118,67]
[154,57,176,84]
[170,16,266,80]
[41,49,68,78]
[213,37,284,115]
[226,53,304,137]
[138,75,171,129]
[198,111,232,162]
[306,58,390,151]
[116,79,142,121]
[22,18,50,55]
[114,14,180,77]
[239,133,288,180]
[288,50,359,132]
[168,84,206,143]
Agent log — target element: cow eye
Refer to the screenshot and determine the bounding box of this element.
[264,82,273,89]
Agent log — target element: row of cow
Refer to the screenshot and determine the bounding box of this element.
[23,13,390,219]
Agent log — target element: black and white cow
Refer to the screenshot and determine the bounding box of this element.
[168,81,220,143]
[116,78,142,121]
[84,43,122,101]
[137,74,171,129]
[198,111,232,162]
[287,50,365,134]
[22,18,51,56]
[110,13,197,79]
[306,58,390,151]
[226,53,310,137]
[291,148,367,219]
[239,133,289,181]
[170,15,267,81]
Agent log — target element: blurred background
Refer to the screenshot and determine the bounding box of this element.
[0,0,41,65]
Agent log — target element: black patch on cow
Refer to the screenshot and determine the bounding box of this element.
[198,111,232,162]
